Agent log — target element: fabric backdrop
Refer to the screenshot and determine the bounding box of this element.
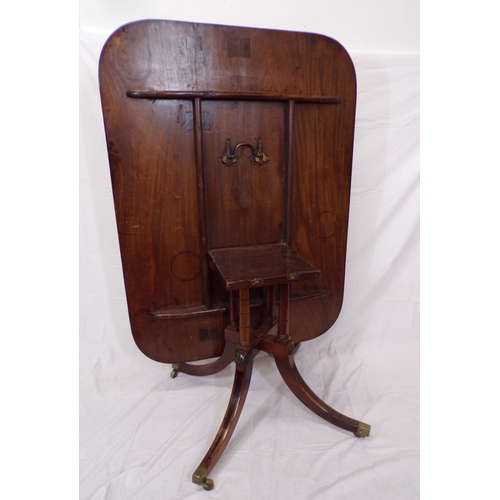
[80,27,419,500]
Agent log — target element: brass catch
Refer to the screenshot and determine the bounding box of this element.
[219,138,270,165]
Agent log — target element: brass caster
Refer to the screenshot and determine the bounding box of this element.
[354,421,371,438]
[193,465,214,491]
[170,364,180,379]
[202,478,214,491]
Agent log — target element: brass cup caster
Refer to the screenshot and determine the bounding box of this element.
[354,421,371,438]
[193,465,214,491]
[170,364,180,379]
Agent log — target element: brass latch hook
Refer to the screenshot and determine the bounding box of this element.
[219,138,270,165]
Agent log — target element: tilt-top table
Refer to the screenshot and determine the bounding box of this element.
[99,19,371,490]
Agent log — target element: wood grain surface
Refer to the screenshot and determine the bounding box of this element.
[99,19,357,363]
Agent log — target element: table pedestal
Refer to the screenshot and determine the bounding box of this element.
[171,244,371,490]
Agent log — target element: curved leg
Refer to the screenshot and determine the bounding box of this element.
[171,329,239,378]
[274,348,370,437]
[192,348,258,490]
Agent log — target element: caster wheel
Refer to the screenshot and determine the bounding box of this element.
[170,364,180,378]
[202,478,214,491]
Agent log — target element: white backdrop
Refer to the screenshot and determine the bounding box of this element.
[79,0,419,54]
[80,4,419,499]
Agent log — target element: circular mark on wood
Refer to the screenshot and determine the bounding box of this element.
[171,251,202,281]
[312,211,336,239]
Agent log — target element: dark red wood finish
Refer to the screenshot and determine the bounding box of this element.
[208,243,320,290]
[99,19,356,364]
[99,21,371,489]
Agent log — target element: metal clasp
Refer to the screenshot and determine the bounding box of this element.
[219,138,270,165]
